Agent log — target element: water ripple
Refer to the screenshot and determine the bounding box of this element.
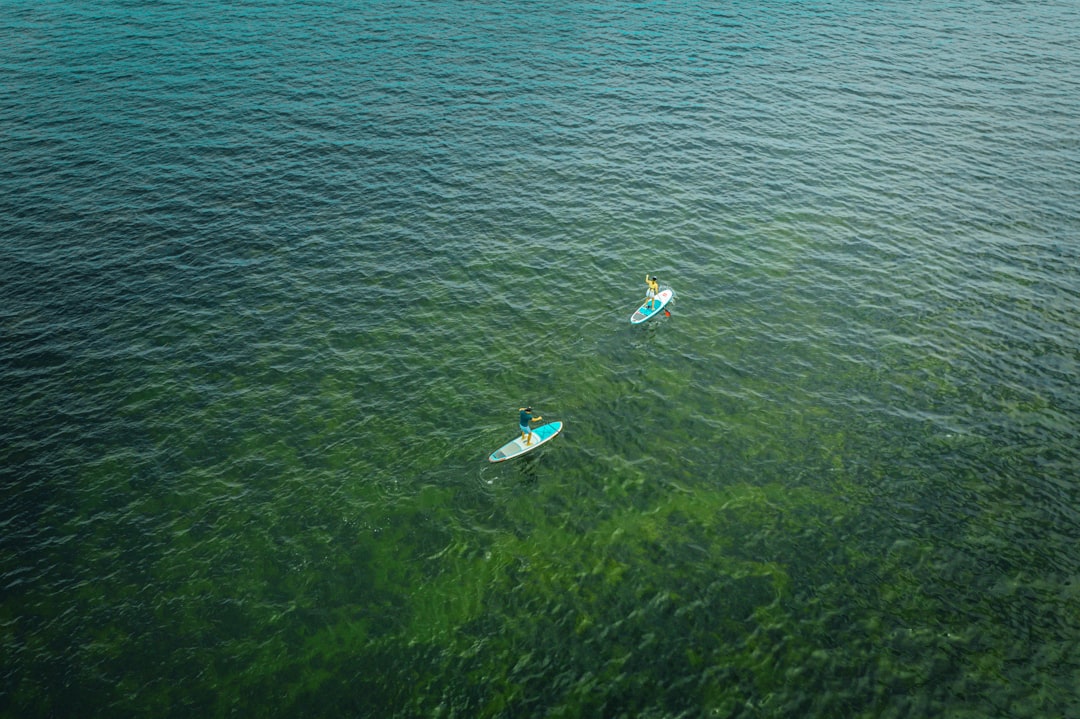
[3,0,1079,716]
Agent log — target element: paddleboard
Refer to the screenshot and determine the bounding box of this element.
[488,421,563,463]
[630,288,674,324]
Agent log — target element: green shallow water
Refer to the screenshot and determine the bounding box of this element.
[2,0,1079,717]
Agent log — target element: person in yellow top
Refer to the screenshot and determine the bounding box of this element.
[644,274,660,309]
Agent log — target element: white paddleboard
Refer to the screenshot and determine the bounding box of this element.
[488,421,563,463]
[630,288,674,324]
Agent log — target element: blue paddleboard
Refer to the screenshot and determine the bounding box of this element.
[630,288,674,324]
[488,421,564,463]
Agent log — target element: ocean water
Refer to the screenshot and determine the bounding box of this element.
[2,0,1079,717]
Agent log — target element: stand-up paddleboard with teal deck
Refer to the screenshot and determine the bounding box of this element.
[488,421,564,463]
[631,288,674,324]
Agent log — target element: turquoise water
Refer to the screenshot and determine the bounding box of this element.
[3,0,1079,716]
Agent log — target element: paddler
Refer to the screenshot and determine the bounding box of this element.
[645,274,660,309]
[519,406,543,445]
